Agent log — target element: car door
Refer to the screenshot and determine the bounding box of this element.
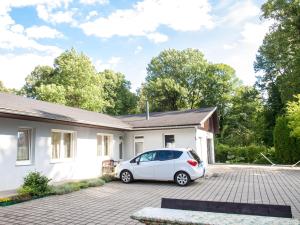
[132,151,157,180]
[153,150,176,181]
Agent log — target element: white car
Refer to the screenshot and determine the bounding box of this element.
[115,148,206,186]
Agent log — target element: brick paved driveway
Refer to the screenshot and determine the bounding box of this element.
[0,165,299,224]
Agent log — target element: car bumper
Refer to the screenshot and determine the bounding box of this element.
[189,166,205,180]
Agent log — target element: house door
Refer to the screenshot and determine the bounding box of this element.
[207,138,213,164]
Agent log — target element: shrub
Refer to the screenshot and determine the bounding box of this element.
[100,174,116,183]
[274,116,300,164]
[215,144,274,164]
[86,178,105,187]
[18,171,51,197]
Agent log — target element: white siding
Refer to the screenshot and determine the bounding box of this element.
[195,128,215,164]
[0,117,124,191]
[123,128,197,160]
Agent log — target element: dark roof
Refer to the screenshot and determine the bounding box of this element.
[0,93,131,130]
[117,107,217,129]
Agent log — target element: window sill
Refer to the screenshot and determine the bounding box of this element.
[16,161,33,166]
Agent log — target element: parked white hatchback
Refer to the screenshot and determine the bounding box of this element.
[115,148,206,186]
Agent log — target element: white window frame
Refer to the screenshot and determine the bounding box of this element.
[16,127,33,166]
[134,135,144,156]
[163,134,175,148]
[50,129,76,163]
[96,133,113,157]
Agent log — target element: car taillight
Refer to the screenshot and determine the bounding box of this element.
[187,159,198,167]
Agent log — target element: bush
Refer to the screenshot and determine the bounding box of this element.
[18,171,51,197]
[51,178,106,195]
[100,174,116,183]
[215,144,275,164]
[274,116,300,164]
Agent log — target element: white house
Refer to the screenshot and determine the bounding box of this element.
[0,93,219,191]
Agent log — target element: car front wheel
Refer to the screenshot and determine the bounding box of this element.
[175,171,190,186]
[120,170,133,183]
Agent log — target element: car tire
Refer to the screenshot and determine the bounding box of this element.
[120,170,133,183]
[175,171,190,186]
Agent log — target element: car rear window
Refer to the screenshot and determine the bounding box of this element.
[157,150,183,161]
[188,150,201,163]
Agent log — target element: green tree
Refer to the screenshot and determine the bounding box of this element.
[287,94,300,138]
[138,77,188,112]
[23,49,107,112]
[274,116,300,163]
[220,86,264,146]
[142,49,238,125]
[0,80,8,93]
[100,70,137,115]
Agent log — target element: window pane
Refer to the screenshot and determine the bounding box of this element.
[135,142,143,155]
[17,129,30,161]
[158,150,174,161]
[119,142,123,159]
[140,151,157,162]
[165,135,175,148]
[97,135,102,156]
[103,136,111,156]
[64,133,72,158]
[51,132,61,159]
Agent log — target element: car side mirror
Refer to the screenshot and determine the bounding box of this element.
[137,159,140,165]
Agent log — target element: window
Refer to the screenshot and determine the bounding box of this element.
[119,136,123,159]
[157,150,183,161]
[188,150,201,164]
[97,134,112,156]
[164,134,175,148]
[134,136,144,156]
[139,151,157,162]
[17,128,32,164]
[51,130,75,161]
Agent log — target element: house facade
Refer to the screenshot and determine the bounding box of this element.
[0,93,218,191]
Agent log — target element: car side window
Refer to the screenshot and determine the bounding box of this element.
[173,151,183,159]
[158,150,174,161]
[139,151,157,162]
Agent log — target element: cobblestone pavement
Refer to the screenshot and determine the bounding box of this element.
[0,165,299,224]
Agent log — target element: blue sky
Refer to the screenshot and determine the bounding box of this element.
[0,0,270,91]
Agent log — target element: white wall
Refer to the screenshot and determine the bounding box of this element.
[123,128,197,160]
[0,117,124,191]
[195,129,215,164]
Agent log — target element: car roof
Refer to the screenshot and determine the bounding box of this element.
[143,148,191,152]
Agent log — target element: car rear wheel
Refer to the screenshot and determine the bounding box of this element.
[120,170,133,183]
[175,171,190,186]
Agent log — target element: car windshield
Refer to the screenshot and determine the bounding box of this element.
[188,150,201,163]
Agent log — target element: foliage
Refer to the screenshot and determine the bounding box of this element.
[255,0,300,145]
[220,86,265,146]
[274,116,300,163]
[287,94,300,138]
[140,48,239,127]
[23,49,106,112]
[100,70,137,115]
[215,144,275,164]
[17,171,51,197]
[100,174,116,183]
[51,178,107,195]
[0,80,8,93]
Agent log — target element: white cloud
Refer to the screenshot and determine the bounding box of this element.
[220,0,260,26]
[25,25,63,39]
[0,53,57,89]
[146,32,168,43]
[80,0,109,5]
[95,56,121,71]
[80,0,213,43]
[86,10,98,20]
[134,45,143,54]
[36,4,77,25]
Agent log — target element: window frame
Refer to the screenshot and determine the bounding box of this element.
[134,135,144,156]
[163,134,175,148]
[16,127,33,166]
[50,129,76,163]
[96,133,113,157]
[119,136,123,160]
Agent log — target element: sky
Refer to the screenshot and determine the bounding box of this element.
[0,0,271,91]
